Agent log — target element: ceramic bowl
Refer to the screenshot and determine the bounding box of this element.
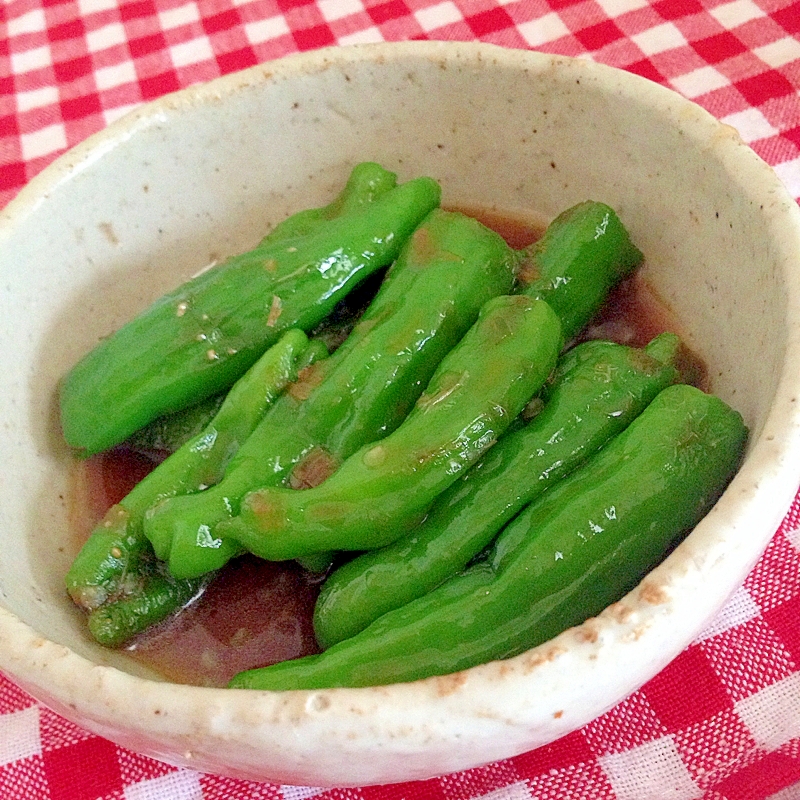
[1,41,800,787]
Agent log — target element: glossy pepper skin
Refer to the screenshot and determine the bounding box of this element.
[87,566,207,648]
[60,163,440,456]
[313,333,684,648]
[143,209,517,580]
[221,295,563,562]
[229,384,747,690]
[75,337,330,649]
[65,329,314,619]
[124,394,225,455]
[124,339,330,456]
[518,201,643,341]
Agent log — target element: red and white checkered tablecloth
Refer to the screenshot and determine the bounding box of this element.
[2,0,800,798]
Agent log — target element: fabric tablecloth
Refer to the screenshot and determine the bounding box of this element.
[2,0,800,798]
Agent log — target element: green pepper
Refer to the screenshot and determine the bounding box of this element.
[124,394,226,455]
[518,201,643,341]
[220,295,562,561]
[65,328,313,614]
[124,339,330,456]
[257,162,399,246]
[87,566,208,648]
[229,383,746,690]
[72,331,322,646]
[144,209,517,580]
[60,163,441,456]
[313,333,685,648]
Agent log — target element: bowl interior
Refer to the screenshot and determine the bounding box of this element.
[1,42,799,785]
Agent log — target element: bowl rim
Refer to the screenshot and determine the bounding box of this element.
[2,39,800,785]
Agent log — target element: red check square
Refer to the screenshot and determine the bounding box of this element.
[643,644,734,731]
[466,7,515,37]
[137,69,179,98]
[736,69,797,105]
[692,31,748,63]
[293,23,336,50]
[653,0,705,21]
[369,0,410,26]
[120,0,157,23]
[203,9,243,35]
[510,730,596,775]
[42,737,122,800]
[362,777,448,800]
[49,19,86,42]
[53,54,94,81]
[714,749,800,800]
[625,58,666,83]
[216,46,258,74]
[128,32,168,58]
[774,1,800,36]
[763,593,800,669]
[576,20,625,52]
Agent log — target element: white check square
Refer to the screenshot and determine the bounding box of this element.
[78,0,118,12]
[518,13,570,48]
[722,108,778,143]
[475,783,532,800]
[694,585,761,642]
[415,2,463,33]
[86,22,127,53]
[755,38,800,69]
[10,45,52,75]
[95,60,137,91]
[786,525,800,552]
[735,672,800,752]
[671,66,730,99]
[245,16,290,45]
[281,786,325,800]
[0,707,42,767]
[632,23,687,56]
[8,9,46,37]
[124,769,202,800]
[339,27,384,45]
[17,86,58,113]
[159,3,201,31]
[170,38,214,69]
[595,0,650,16]
[600,736,702,800]
[21,124,67,162]
[710,0,765,30]
[318,0,363,23]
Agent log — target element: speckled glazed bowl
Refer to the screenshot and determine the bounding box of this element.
[1,41,800,787]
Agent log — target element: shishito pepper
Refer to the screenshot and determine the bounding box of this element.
[124,339,330,456]
[220,295,562,561]
[210,201,644,567]
[65,328,314,616]
[124,394,226,456]
[87,566,208,648]
[313,333,685,648]
[60,163,441,456]
[75,334,329,647]
[518,201,643,341]
[255,162,398,246]
[229,384,747,690]
[143,209,517,580]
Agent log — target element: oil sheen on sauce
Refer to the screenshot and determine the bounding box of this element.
[70,208,700,688]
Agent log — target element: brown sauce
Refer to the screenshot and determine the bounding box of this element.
[127,556,321,686]
[70,208,701,687]
[69,451,324,686]
[445,204,543,251]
